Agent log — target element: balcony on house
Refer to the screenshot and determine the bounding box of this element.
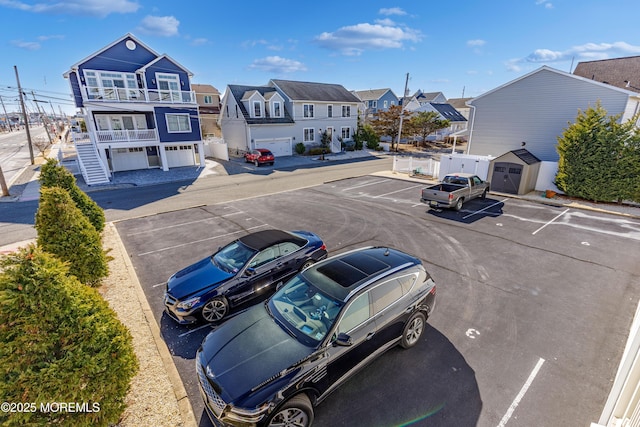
[71,128,159,145]
[82,86,195,104]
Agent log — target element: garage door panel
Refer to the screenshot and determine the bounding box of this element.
[165,145,195,168]
[255,139,291,157]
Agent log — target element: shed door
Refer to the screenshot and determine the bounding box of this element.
[492,162,522,194]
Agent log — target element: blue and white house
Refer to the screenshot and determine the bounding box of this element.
[220,79,360,156]
[353,88,399,119]
[64,33,204,184]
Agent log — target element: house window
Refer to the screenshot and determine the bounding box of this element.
[157,73,181,102]
[371,100,377,108]
[84,70,137,100]
[383,100,388,108]
[327,105,333,118]
[391,101,396,106]
[253,101,262,117]
[273,102,281,117]
[342,105,351,117]
[204,95,213,104]
[303,128,315,142]
[341,127,351,140]
[166,113,191,133]
[303,104,314,118]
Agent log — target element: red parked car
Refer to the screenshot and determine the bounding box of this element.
[245,148,275,166]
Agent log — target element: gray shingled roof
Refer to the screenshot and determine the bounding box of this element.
[353,88,392,101]
[429,103,467,122]
[228,84,295,125]
[511,149,541,165]
[573,56,640,93]
[271,79,361,103]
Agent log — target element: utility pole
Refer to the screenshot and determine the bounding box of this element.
[396,72,410,152]
[0,96,14,132]
[32,92,53,145]
[14,66,35,164]
[0,165,9,197]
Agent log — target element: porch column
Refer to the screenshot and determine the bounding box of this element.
[197,141,205,167]
[159,145,169,171]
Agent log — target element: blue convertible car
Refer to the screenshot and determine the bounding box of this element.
[164,229,327,324]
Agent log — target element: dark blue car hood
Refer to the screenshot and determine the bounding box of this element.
[167,256,233,300]
[198,304,312,404]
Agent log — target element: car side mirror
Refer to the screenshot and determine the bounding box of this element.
[244,267,256,277]
[334,332,353,347]
[275,281,284,291]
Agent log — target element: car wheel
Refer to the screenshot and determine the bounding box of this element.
[270,162,274,166]
[481,189,488,199]
[400,312,426,349]
[268,394,314,427]
[454,198,464,211]
[254,159,259,167]
[300,259,315,271]
[201,297,228,322]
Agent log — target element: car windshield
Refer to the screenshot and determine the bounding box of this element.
[268,275,344,346]
[212,241,257,274]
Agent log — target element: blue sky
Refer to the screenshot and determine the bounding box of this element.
[1,0,639,116]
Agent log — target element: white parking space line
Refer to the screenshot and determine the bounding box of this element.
[341,178,388,192]
[462,198,510,220]
[372,184,424,199]
[137,224,269,256]
[152,282,165,288]
[532,209,570,235]
[126,210,245,236]
[497,357,545,427]
[178,324,212,337]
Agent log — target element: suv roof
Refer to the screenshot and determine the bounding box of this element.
[302,247,420,302]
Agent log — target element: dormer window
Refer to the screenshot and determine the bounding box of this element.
[253,101,262,117]
[273,102,281,118]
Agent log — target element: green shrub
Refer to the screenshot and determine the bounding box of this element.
[40,159,105,232]
[308,147,327,156]
[0,245,138,427]
[36,187,108,286]
[295,142,306,155]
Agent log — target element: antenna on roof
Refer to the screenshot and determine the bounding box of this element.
[569,56,575,73]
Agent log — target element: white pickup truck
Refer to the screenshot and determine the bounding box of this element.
[420,173,490,210]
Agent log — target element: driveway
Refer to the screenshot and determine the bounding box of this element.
[115,175,640,426]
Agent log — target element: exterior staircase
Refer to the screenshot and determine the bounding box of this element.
[72,138,110,185]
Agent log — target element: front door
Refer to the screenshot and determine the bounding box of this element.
[317,292,379,396]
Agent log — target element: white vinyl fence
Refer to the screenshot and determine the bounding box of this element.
[203,137,229,161]
[392,156,440,178]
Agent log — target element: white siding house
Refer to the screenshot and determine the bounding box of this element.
[220,79,360,157]
[467,66,640,162]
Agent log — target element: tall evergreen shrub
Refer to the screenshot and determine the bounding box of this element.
[555,103,640,203]
[35,187,108,286]
[39,159,105,232]
[0,245,138,427]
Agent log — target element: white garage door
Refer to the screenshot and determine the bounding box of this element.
[165,145,195,168]
[255,138,292,157]
[112,147,147,172]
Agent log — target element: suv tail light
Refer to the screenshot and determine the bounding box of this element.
[320,244,327,251]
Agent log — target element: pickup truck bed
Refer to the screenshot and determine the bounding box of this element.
[420,173,490,210]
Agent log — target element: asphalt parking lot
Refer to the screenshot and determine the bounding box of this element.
[116,175,640,427]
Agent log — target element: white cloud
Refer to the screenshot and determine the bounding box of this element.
[37,34,64,41]
[0,0,140,17]
[507,41,640,71]
[11,39,40,50]
[467,39,486,47]
[536,0,554,9]
[248,56,307,73]
[314,23,422,56]
[137,15,180,37]
[190,38,208,46]
[379,7,407,16]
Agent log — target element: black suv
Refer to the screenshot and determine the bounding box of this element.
[196,246,436,427]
